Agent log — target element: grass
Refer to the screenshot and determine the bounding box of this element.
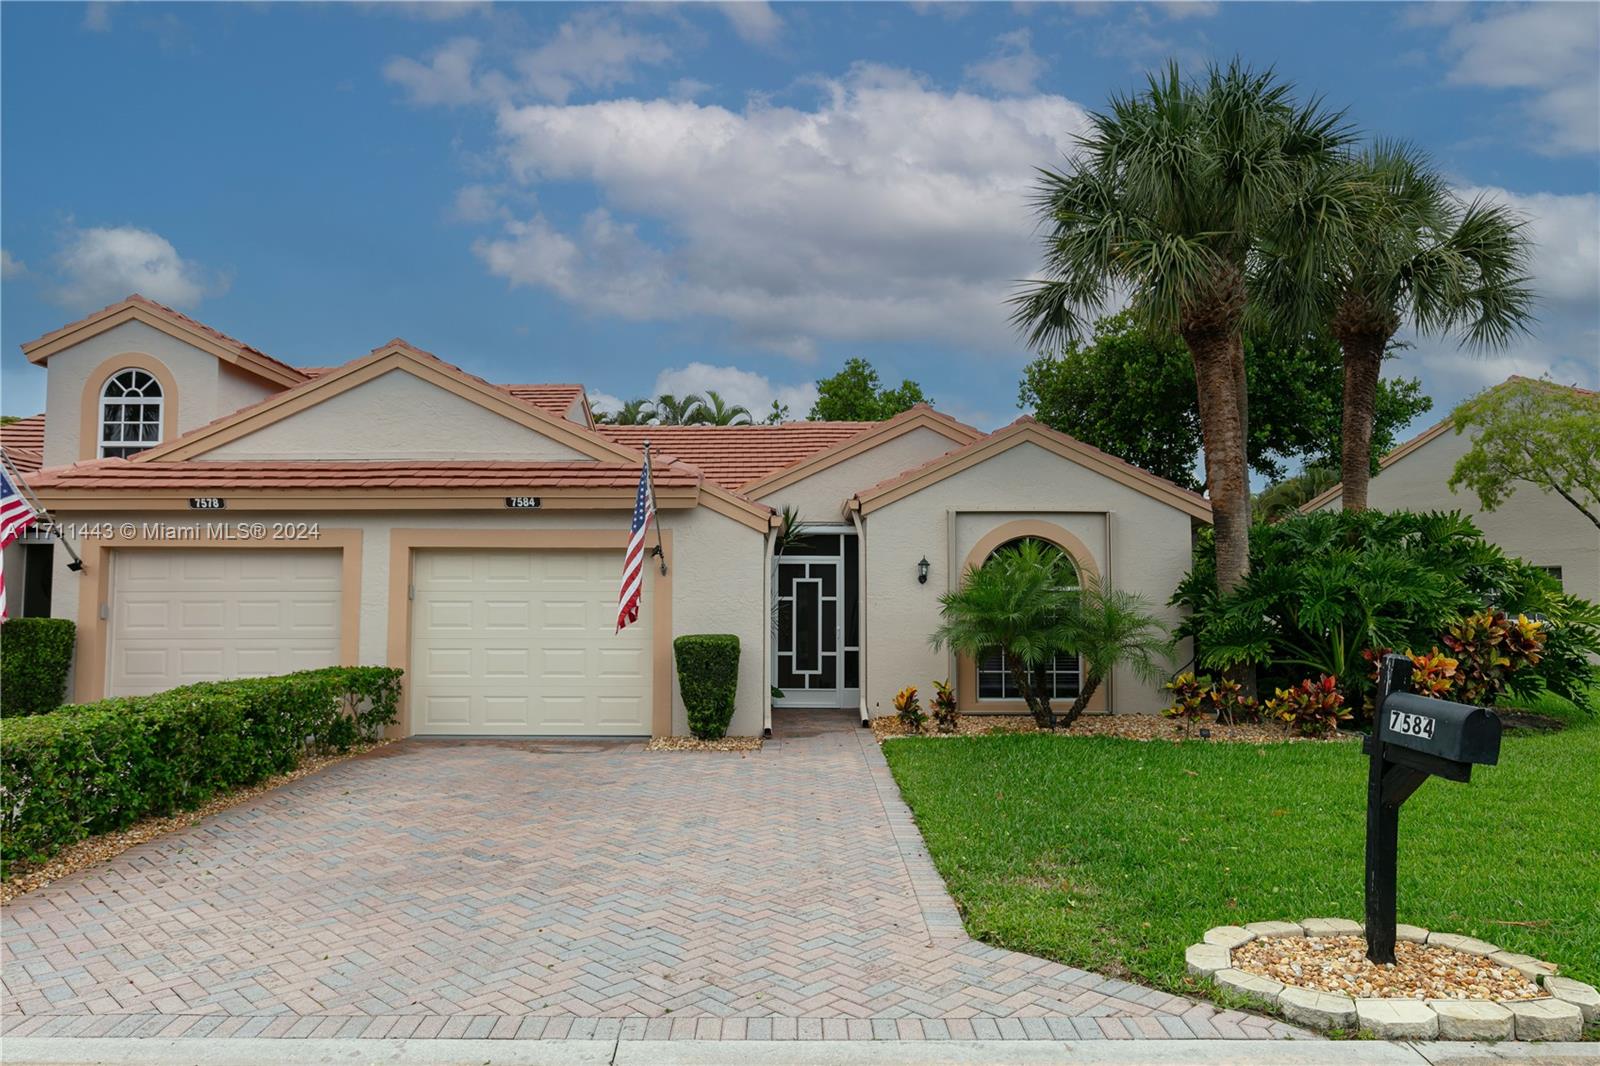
[882,690,1599,1000]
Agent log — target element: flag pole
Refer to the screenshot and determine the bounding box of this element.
[0,448,84,571]
[642,441,667,576]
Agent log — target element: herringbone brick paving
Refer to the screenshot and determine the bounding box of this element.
[0,710,1306,1040]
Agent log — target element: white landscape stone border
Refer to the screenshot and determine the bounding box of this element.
[1185,919,1597,1041]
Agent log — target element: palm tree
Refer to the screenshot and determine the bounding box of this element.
[597,398,656,426]
[1011,62,1357,595]
[931,539,1074,730]
[698,390,753,426]
[1267,143,1533,511]
[1054,581,1172,730]
[653,393,707,426]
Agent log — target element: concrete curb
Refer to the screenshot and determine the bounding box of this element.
[5,1038,1599,1066]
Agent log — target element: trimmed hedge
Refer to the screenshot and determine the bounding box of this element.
[674,634,741,740]
[0,666,401,872]
[1,618,76,716]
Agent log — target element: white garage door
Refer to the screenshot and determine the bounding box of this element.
[108,549,342,696]
[409,549,651,736]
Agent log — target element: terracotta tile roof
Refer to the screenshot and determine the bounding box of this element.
[22,295,308,382]
[31,460,698,492]
[502,384,588,421]
[3,448,44,474]
[1,413,46,453]
[597,422,878,490]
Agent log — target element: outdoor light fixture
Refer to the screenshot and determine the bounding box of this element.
[917,556,930,584]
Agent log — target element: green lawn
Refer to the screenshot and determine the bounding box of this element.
[883,700,1600,1000]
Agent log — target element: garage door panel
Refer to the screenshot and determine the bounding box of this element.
[411,549,652,736]
[108,549,342,697]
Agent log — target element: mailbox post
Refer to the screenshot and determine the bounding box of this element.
[1364,654,1502,964]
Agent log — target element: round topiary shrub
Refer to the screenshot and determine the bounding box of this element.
[673,634,741,740]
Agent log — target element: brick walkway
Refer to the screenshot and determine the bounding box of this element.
[1,711,1306,1042]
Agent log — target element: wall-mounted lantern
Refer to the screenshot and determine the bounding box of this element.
[917,556,930,584]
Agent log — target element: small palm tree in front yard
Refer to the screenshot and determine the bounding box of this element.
[1055,582,1173,730]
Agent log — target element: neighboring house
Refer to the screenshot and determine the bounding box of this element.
[2,295,1209,737]
[1303,378,1599,605]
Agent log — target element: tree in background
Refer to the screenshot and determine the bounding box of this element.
[1252,465,1339,523]
[809,357,928,421]
[1258,142,1534,511]
[1019,313,1431,490]
[1449,378,1600,531]
[652,394,707,425]
[1011,62,1357,596]
[763,400,789,424]
[697,390,753,426]
[594,398,656,426]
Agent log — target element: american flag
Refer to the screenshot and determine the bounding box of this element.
[616,452,656,632]
[1,465,41,621]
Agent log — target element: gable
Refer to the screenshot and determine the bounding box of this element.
[758,425,964,519]
[199,368,592,461]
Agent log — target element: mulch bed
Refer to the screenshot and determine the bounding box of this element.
[1232,935,1548,1001]
[0,739,394,906]
[645,735,764,752]
[872,712,1354,745]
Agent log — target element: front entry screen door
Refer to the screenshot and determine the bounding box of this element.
[774,531,859,709]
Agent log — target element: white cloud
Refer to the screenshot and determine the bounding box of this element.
[1438,4,1600,154]
[514,12,672,103]
[82,2,111,32]
[449,183,505,223]
[1155,0,1219,20]
[470,65,1090,356]
[384,37,482,106]
[1,249,26,280]
[719,1,783,45]
[670,78,712,101]
[362,1,491,21]
[651,362,817,419]
[964,29,1045,95]
[51,225,213,311]
[1452,185,1599,311]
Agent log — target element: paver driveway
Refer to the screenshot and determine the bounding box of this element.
[2,712,1304,1042]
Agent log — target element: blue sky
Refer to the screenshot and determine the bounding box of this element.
[3,1,1597,441]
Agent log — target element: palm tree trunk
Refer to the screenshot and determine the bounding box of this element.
[1337,332,1388,511]
[1182,327,1251,593]
[1006,651,1054,730]
[1056,671,1103,731]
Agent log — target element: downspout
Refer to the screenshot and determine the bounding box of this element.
[762,514,778,738]
[1103,509,1115,715]
[849,500,869,727]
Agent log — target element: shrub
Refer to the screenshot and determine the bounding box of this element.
[930,679,959,733]
[894,685,925,733]
[1266,675,1352,737]
[1442,610,1546,706]
[1,618,76,716]
[0,666,401,872]
[1163,672,1259,732]
[1162,672,1211,733]
[674,635,740,740]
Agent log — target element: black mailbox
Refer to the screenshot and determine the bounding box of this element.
[1363,654,1503,964]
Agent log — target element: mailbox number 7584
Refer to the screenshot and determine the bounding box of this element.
[1388,709,1436,740]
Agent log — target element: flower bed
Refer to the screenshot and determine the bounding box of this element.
[872,712,1354,744]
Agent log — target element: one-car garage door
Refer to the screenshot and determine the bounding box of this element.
[409,549,651,736]
[108,549,343,696]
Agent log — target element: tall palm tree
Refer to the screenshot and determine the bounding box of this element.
[698,390,753,426]
[1266,143,1533,511]
[598,398,656,426]
[653,393,707,425]
[1011,62,1357,595]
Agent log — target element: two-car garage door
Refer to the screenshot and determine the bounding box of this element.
[108,549,343,696]
[408,550,652,736]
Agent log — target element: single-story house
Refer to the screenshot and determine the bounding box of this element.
[3,295,1209,737]
[1303,377,1598,606]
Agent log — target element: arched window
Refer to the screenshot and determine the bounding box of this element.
[976,537,1083,701]
[99,369,164,458]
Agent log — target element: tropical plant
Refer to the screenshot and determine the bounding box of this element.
[1253,465,1340,524]
[1161,672,1258,731]
[1265,675,1351,737]
[597,398,656,426]
[1259,143,1533,512]
[1441,610,1546,706]
[1053,580,1172,730]
[763,400,790,424]
[1448,378,1600,531]
[930,679,959,733]
[893,685,925,733]
[1011,61,1358,596]
[809,358,929,421]
[698,390,753,426]
[1162,673,1211,734]
[1175,509,1596,705]
[653,393,707,425]
[1019,313,1430,490]
[930,538,1076,730]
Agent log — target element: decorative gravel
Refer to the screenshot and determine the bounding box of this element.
[645,735,763,752]
[1,739,394,905]
[872,712,1351,744]
[1232,935,1548,1001]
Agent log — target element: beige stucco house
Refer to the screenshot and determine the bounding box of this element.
[2,296,1209,737]
[1303,379,1599,605]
